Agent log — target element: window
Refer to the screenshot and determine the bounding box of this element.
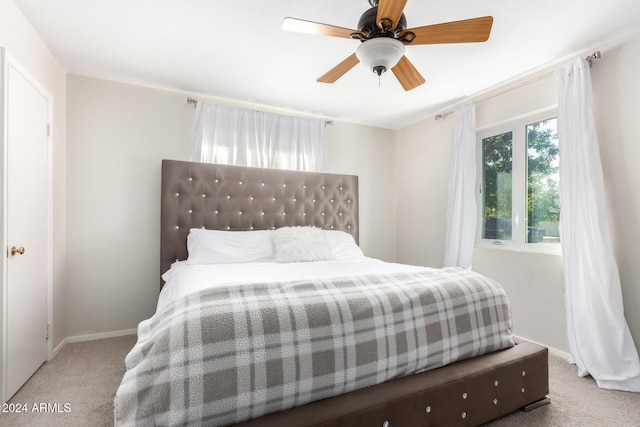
[477,111,560,250]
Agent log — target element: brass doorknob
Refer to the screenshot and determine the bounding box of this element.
[10,246,25,256]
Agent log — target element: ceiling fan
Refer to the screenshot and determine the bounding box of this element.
[282,0,493,91]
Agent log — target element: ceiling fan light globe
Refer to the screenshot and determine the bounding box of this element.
[355,37,405,74]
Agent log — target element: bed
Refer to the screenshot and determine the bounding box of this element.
[114,159,549,426]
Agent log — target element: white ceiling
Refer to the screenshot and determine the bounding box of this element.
[13,0,640,129]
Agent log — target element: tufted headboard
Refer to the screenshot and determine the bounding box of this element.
[160,160,359,285]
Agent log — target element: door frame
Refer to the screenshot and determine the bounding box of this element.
[0,47,54,403]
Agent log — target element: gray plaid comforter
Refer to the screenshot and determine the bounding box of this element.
[115,268,513,426]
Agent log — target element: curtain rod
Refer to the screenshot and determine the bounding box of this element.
[185,97,333,125]
[434,51,602,121]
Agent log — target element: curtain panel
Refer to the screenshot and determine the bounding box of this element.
[556,57,640,392]
[193,103,325,172]
[443,103,477,268]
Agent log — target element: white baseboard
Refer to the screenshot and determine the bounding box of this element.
[66,328,137,344]
[52,337,67,359]
[547,346,572,361]
[513,334,572,360]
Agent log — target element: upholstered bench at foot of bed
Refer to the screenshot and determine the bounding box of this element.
[234,338,549,427]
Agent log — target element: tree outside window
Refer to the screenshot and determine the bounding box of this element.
[527,119,560,243]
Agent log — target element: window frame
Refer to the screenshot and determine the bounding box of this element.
[475,107,561,255]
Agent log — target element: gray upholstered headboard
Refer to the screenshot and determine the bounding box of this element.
[160,160,359,285]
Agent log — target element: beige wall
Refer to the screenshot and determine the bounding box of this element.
[66,75,397,337]
[325,122,397,262]
[0,0,67,351]
[66,76,192,337]
[395,32,640,354]
[395,117,451,267]
[592,34,640,348]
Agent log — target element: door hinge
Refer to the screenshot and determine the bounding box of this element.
[46,324,50,340]
[46,124,51,138]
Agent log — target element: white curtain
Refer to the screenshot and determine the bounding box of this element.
[556,57,640,392]
[193,103,325,172]
[443,103,477,268]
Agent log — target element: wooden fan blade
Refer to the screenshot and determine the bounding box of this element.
[282,17,360,39]
[401,16,493,45]
[317,53,360,83]
[391,55,425,91]
[376,0,408,31]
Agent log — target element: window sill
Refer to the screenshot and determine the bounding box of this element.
[474,241,562,256]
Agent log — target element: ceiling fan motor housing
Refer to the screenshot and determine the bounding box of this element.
[357,7,407,39]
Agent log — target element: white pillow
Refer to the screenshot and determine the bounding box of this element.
[272,226,334,263]
[324,230,365,259]
[186,228,274,265]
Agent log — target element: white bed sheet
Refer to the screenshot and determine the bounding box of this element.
[158,258,432,310]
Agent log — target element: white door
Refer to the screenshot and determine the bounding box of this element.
[3,53,50,400]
